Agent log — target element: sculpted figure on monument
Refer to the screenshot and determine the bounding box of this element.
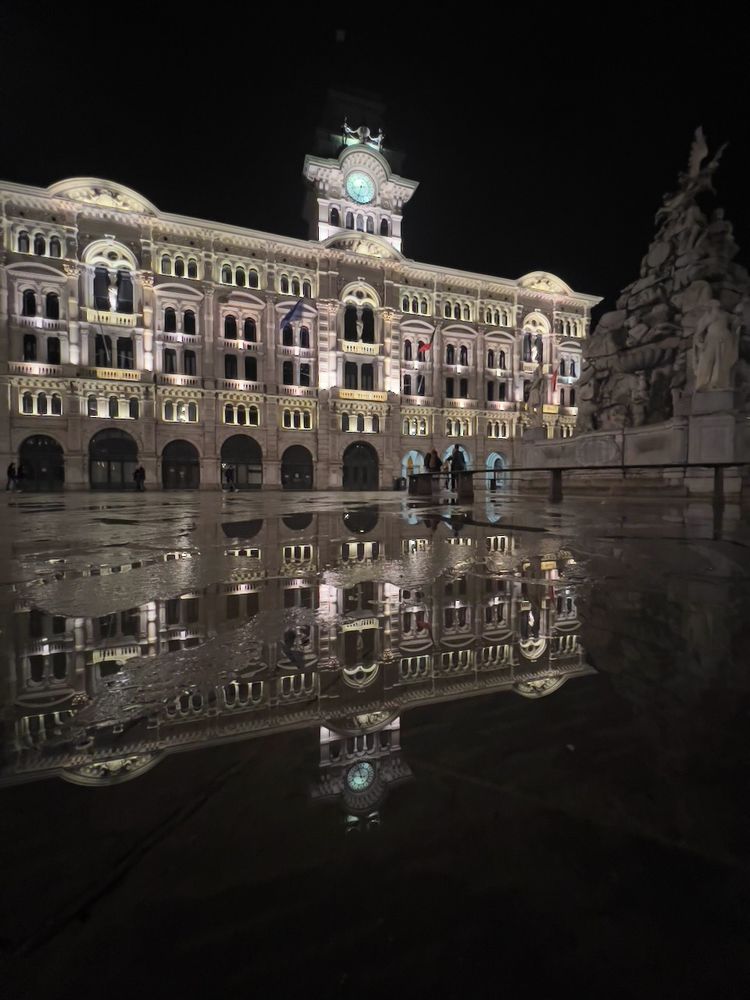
[693,299,739,390]
[108,273,118,312]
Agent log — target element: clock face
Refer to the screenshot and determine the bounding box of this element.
[346,761,375,792]
[346,171,375,204]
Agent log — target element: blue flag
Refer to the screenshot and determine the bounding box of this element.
[280,299,305,328]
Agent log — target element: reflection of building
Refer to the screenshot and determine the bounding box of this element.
[0,105,600,492]
[0,508,592,798]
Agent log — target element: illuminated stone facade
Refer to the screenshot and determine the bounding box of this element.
[0,131,600,490]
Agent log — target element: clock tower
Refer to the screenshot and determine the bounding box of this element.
[303,118,418,253]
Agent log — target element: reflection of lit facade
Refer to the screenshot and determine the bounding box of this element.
[0,120,600,491]
[0,508,591,804]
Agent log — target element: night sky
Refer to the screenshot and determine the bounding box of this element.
[2,14,748,316]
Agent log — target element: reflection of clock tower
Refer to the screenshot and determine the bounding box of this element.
[303,119,418,253]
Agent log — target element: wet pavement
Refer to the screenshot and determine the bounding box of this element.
[0,489,749,997]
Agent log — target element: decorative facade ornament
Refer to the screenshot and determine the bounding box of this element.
[342,119,384,151]
[63,261,80,277]
[62,186,152,214]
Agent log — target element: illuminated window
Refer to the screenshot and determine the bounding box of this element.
[17,231,29,253]
[49,237,61,258]
[221,264,232,283]
[161,255,171,274]
[235,266,245,287]
[34,234,46,255]
[174,257,185,277]
[187,258,198,278]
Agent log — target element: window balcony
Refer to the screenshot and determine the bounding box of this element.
[18,315,67,332]
[401,395,433,406]
[221,338,261,352]
[444,397,478,407]
[522,360,538,373]
[157,373,202,387]
[486,366,512,376]
[9,361,63,377]
[82,308,138,328]
[79,367,141,381]
[279,384,317,397]
[279,344,315,357]
[337,388,387,402]
[221,379,263,393]
[485,400,516,411]
[559,406,578,416]
[341,340,379,356]
[558,374,578,384]
[159,331,200,345]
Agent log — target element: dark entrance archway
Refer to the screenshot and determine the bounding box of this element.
[18,435,64,491]
[162,440,200,489]
[281,445,314,490]
[220,435,262,490]
[89,429,138,490]
[343,442,379,490]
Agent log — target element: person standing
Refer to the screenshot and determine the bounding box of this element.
[6,462,17,491]
[225,466,236,492]
[450,444,466,491]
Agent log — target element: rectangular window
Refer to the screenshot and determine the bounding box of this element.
[445,377,454,398]
[117,337,134,369]
[163,348,177,374]
[47,338,61,365]
[460,378,468,398]
[487,381,494,401]
[184,350,196,376]
[498,382,506,401]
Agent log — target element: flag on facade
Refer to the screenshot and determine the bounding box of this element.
[551,367,559,394]
[280,299,305,328]
[418,322,440,358]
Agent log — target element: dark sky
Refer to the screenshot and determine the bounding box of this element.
[2,14,748,315]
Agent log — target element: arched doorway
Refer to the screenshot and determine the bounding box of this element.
[343,442,379,490]
[220,434,262,489]
[162,440,200,490]
[281,445,314,490]
[89,429,138,490]
[18,435,64,491]
[486,451,508,489]
[401,449,425,479]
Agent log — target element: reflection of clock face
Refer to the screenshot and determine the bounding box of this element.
[346,171,375,204]
[346,761,375,792]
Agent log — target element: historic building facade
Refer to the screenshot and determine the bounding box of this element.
[0,125,601,490]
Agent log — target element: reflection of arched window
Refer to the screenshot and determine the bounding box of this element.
[37,392,47,415]
[245,356,257,381]
[366,216,374,234]
[570,360,577,377]
[345,211,354,229]
[330,206,340,226]
[404,341,412,361]
[523,333,532,361]
[249,405,259,425]
[282,324,293,346]
[244,317,256,341]
[164,401,174,421]
[361,307,374,343]
[293,411,301,429]
[292,278,300,296]
[248,269,259,288]
[499,350,507,369]
[487,349,494,368]
[22,290,36,316]
[356,415,365,432]
[462,305,470,320]
[184,310,196,335]
[453,304,460,320]
[280,276,289,294]
[51,394,62,415]
[164,307,176,332]
[402,296,409,312]
[283,360,294,385]
[224,404,234,423]
[235,267,245,287]
[224,315,237,339]
[109,397,119,418]
[18,231,30,253]
[116,271,134,314]
[188,402,197,421]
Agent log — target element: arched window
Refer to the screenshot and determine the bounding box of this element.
[224,315,237,339]
[164,307,177,332]
[33,234,46,256]
[188,402,197,421]
[446,377,454,398]
[559,359,566,377]
[302,280,312,298]
[330,206,340,226]
[249,405,259,425]
[356,415,365,432]
[116,271,134,314]
[487,349,495,368]
[183,310,196,335]
[446,344,455,365]
[444,303,451,318]
[221,264,232,283]
[302,411,311,429]
[41,291,59,320]
[499,350,507,370]
[417,340,426,359]
[403,374,412,395]
[18,231,30,253]
[344,304,358,341]
[280,276,289,294]
[570,360,577,377]
[459,345,468,366]
[88,395,98,417]
[49,237,62,258]
[345,211,354,229]
[421,299,428,314]
[282,324,294,347]
[293,411,301,429]
[402,297,409,312]
[523,333,532,362]
[344,362,358,390]
[129,398,139,419]
[342,413,350,432]
[249,269,259,289]
[163,348,177,374]
[356,214,364,231]
[282,360,294,385]
[184,350,196,376]
[187,258,198,278]
[453,304,460,320]
[109,396,119,418]
[242,317,256,342]
[487,382,494,401]
[36,392,47,415]
[51,394,62,415]
[224,404,234,423]
[366,216,374,234]
[462,305,470,321]
[498,382,506,401]
[95,334,112,366]
[235,267,246,287]
[300,326,310,348]
[411,297,418,314]
[292,278,301,296]
[446,419,453,435]
[460,378,468,398]
[372,415,379,433]
[161,255,171,274]
[361,363,374,391]
[380,219,389,236]
[22,392,33,413]
[417,374,426,395]
[45,337,60,364]
[23,333,37,360]
[22,290,36,316]
[404,341,412,361]
[245,355,257,381]
[299,363,310,387]
[569,388,576,406]
[164,401,174,421]
[225,355,237,379]
[361,307,374,344]
[283,410,292,428]
[174,257,185,277]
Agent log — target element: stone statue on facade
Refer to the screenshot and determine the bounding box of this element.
[693,299,739,390]
[535,334,544,364]
[343,119,384,150]
[527,367,544,411]
[355,309,364,341]
[108,272,118,312]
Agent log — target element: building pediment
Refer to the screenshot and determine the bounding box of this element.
[518,271,572,296]
[48,178,158,216]
[323,233,403,260]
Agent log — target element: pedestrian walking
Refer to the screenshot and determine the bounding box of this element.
[6,462,16,491]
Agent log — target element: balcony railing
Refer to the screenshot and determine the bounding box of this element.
[341,340,379,356]
[79,367,141,381]
[18,316,67,332]
[159,331,200,344]
[485,400,516,411]
[279,345,315,357]
[278,384,316,397]
[221,338,261,352]
[9,361,63,377]
[157,374,202,387]
[338,388,387,402]
[220,379,263,392]
[443,397,478,407]
[401,395,433,406]
[82,308,138,327]
[559,406,578,415]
